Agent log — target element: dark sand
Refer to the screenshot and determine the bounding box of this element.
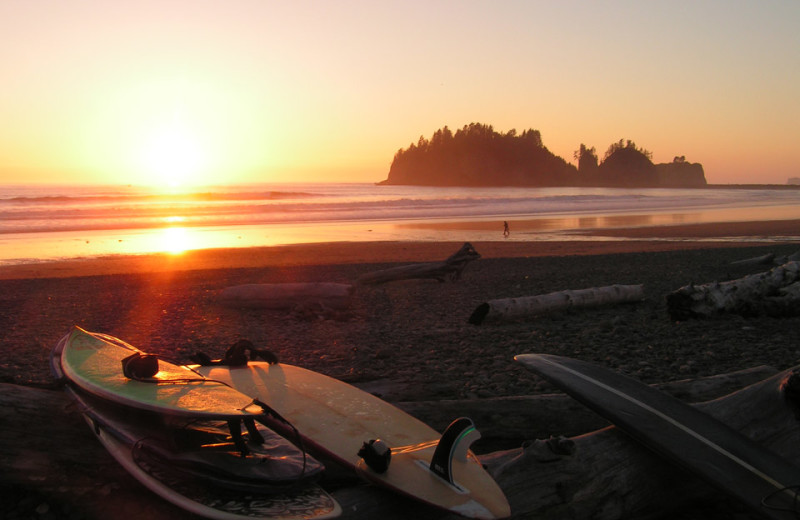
[3,219,799,397]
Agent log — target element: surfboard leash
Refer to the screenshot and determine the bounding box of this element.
[250,398,310,482]
[761,484,800,517]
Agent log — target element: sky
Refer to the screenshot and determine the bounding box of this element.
[1,0,798,187]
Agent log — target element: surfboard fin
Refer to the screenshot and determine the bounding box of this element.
[430,417,481,486]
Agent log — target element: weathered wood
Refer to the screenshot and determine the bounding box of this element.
[667,261,800,319]
[396,365,778,440]
[4,366,798,519]
[478,367,800,520]
[469,284,645,325]
[730,252,776,267]
[356,242,480,285]
[218,282,353,310]
[733,249,800,267]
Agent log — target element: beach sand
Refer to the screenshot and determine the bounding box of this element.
[2,219,800,519]
[3,218,799,394]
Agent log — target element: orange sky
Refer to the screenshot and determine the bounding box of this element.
[1,1,798,187]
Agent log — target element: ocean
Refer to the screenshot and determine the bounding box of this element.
[2,182,800,265]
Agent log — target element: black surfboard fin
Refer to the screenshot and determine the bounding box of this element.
[429,417,481,486]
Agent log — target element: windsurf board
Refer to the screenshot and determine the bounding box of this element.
[53,330,341,520]
[60,326,263,418]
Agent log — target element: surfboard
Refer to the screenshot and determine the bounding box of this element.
[354,419,510,520]
[78,396,341,520]
[52,330,342,520]
[515,353,800,520]
[195,362,510,519]
[60,327,263,418]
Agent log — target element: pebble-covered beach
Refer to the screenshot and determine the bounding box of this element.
[4,242,799,400]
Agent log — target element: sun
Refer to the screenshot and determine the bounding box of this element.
[139,120,208,187]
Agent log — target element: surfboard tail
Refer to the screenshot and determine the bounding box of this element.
[430,417,481,485]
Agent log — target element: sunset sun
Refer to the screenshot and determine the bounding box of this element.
[139,120,208,187]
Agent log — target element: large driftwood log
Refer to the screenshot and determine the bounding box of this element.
[731,250,800,267]
[356,242,480,285]
[479,368,800,519]
[396,365,778,441]
[667,261,800,319]
[3,365,797,519]
[219,282,353,310]
[469,284,644,325]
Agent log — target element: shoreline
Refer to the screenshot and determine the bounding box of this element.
[2,218,798,280]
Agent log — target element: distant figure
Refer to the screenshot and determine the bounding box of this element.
[503,221,510,237]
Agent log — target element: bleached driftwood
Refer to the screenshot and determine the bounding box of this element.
[667,261,800,320]
[469,284,644,325]
[2,366,798,519]
[732,249,800,267]
[396,365,778,440]
[356,242,480,285]
[730,252,776,267]
[219,282,353,310]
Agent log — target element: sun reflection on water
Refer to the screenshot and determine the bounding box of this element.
[158,226,193,255]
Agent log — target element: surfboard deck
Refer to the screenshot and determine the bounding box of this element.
[195,362,510,519]
[515,353,800,520]
[60,327,263,418]
[194,362,440,467]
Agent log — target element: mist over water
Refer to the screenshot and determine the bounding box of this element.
[2,183,800,265]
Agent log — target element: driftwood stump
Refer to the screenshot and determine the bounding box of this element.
[356,242,480,285]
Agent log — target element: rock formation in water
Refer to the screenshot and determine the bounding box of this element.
[379,124,706,188]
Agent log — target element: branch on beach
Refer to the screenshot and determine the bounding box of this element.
[356,242,481,285]
[218,282,354,311]
[468,284,645,325]
[5,366,800,520]
[667,261,800,320]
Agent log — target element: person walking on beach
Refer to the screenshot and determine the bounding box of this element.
[503,221,510,237]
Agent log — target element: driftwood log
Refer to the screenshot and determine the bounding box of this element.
[731,250,800,268]
[3,365,796,519]
[396,365,778,442]
[218,282,353,310]
[356,242,480,285]
[469,284,645,325]
[667,261,800,319]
